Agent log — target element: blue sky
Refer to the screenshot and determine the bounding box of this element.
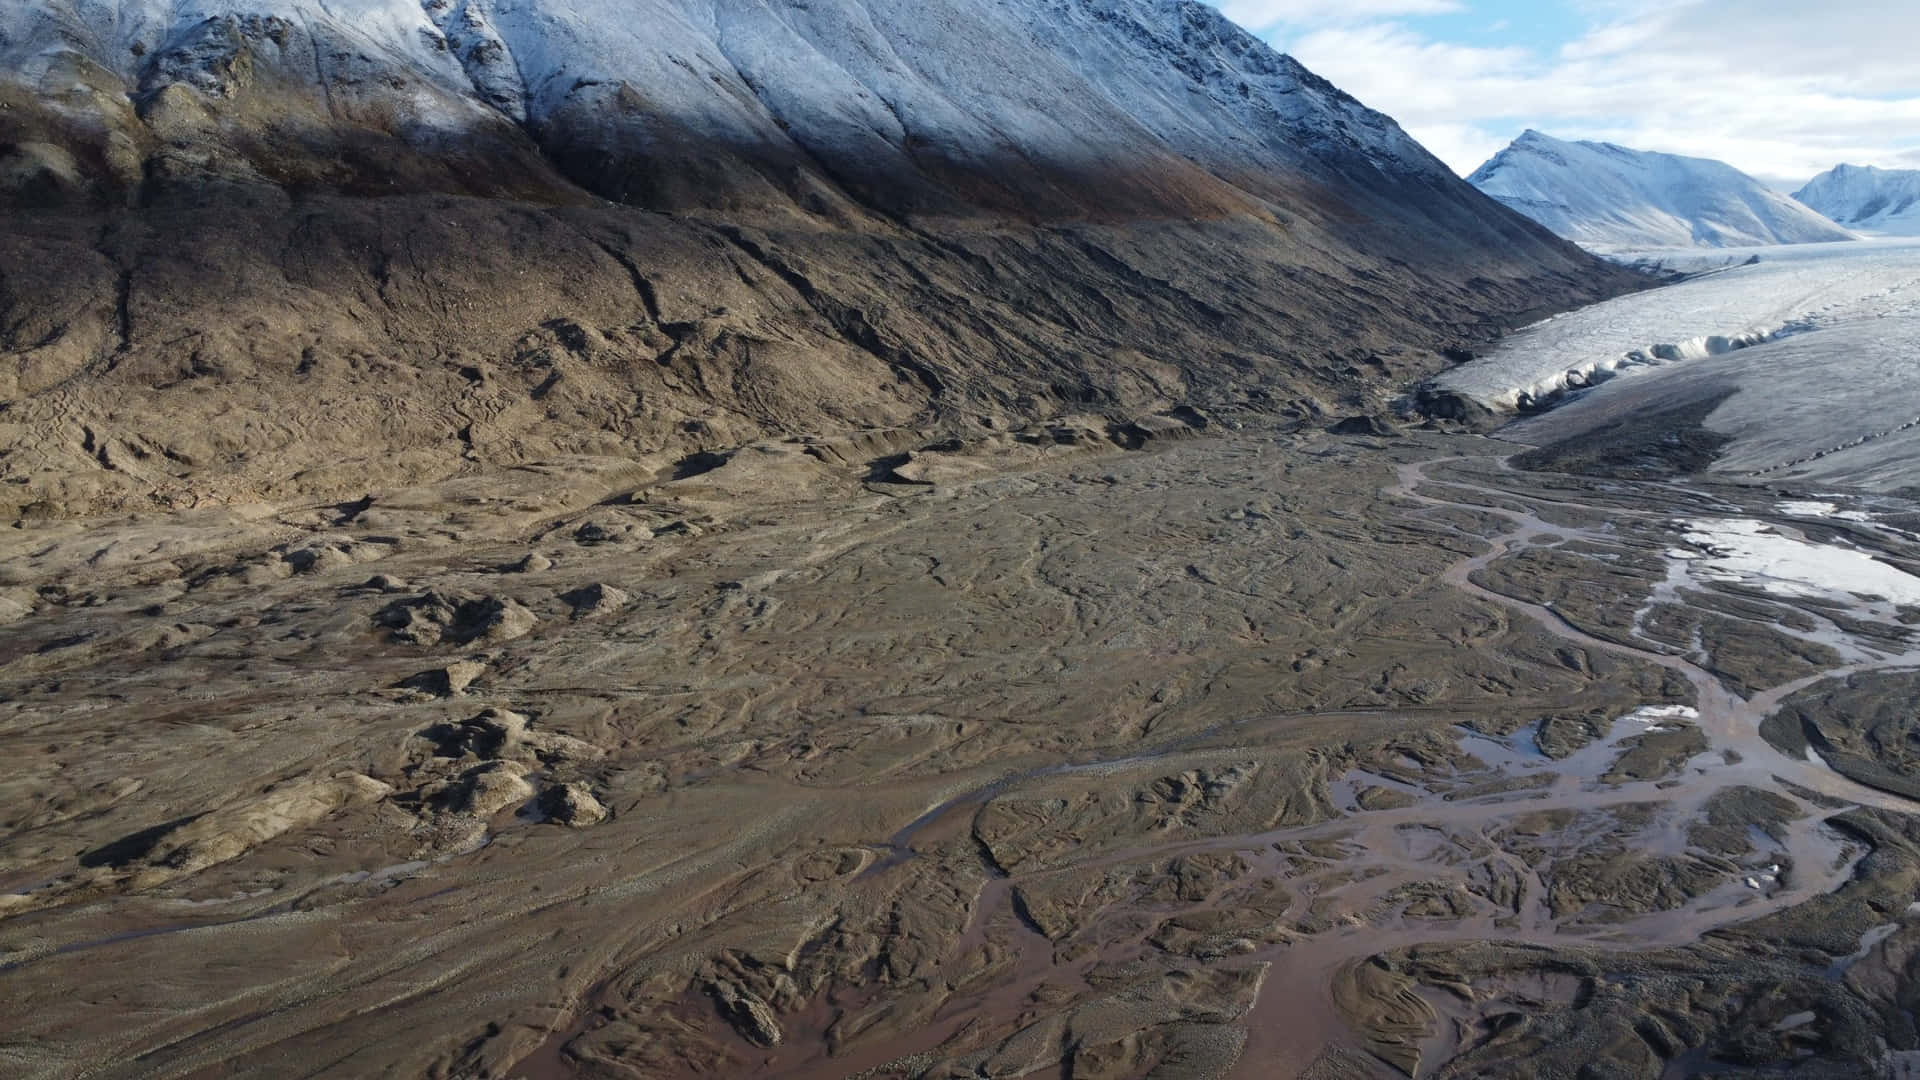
[1217,0,1920,187]
[1379,2,1589,51]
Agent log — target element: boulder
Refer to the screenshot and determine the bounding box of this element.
[539,782,608,827]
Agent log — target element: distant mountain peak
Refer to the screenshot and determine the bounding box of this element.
[1469,131,1856,252]
[1795,164,1920,236]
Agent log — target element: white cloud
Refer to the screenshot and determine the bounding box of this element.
[1399,122,1513,179]
[1249,1,1920,185]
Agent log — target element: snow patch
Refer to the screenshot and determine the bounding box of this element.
[1675,517,1920,610]
[1623,704,1700,724]
[1618,704,1699,734]
[1776,500,1874,523]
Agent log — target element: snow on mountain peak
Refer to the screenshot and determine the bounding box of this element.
[0,0,1455,220]
[1469,131,1856,252]
[1795,164,1920,237]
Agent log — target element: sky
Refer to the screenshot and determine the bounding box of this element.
[1216,0,1920,188]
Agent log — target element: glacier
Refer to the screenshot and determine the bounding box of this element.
[1430,237,1920,417]
[1457,237,1920,493]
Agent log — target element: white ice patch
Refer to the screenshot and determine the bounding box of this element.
[1619,704,1699,733]
[1625,704,1699,721]
[1677,518,1920,609]
[1776,500,1874,523]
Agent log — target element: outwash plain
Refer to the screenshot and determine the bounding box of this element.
[3,2,1920,1078]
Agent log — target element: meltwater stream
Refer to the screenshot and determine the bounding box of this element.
[1237,455,1920,1077]
[769,449,1920,1080]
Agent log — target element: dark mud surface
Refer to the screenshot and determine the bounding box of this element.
[2,420,1918,1078]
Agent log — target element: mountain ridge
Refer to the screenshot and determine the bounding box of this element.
[0,0,1636,518]
[1794,163,1920,236]
[1469,130,1856,251]
[0,0,1452,221]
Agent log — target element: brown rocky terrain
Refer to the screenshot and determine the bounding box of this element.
[3,415,1919,1078]
[0,185,1621,521]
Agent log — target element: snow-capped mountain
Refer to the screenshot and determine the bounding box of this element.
[1794,164,1920,237]
[0,0,1461,221]
[0,0,1629,518]
[1469,131,1856,252]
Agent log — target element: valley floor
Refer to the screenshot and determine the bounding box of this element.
[3,406,1918,1078]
